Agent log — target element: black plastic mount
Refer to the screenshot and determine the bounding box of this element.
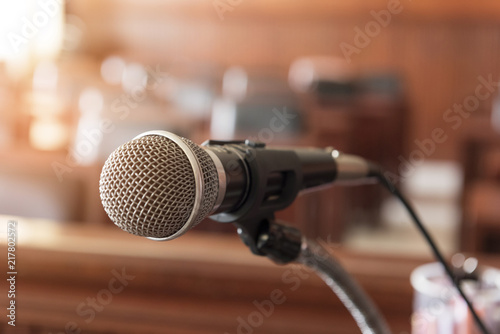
[235,216,302,264]
[255,219,302,264]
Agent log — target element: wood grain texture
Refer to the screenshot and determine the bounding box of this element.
[0,217,428,333]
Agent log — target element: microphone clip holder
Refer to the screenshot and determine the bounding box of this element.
[235,216,302,264]
[234,216,391,334]
[209,139,304,259]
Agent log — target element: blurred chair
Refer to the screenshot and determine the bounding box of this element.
[463,145,500,252]
[289,57,408,239]
[461,116,500,252]
[206,62,408,241]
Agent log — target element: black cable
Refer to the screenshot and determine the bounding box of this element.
[372,167,491,334]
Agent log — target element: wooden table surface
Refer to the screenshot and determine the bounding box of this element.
[3,215,495,334]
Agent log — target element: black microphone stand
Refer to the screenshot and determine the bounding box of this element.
[235,217,391,334]
[206,140,390,333]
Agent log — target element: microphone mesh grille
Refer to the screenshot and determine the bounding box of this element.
[99,134,219,239]
[179,137,219,222]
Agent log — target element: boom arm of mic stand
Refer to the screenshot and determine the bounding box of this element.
[250,220,391,334]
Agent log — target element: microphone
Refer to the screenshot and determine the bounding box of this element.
[99,130,375,241]
[99,131,492,334]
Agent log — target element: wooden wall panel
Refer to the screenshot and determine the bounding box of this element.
[69,1,500,161]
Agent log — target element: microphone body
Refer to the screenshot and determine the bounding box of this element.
[99,130,373,241]
[204,141,338,214]
[205,139,373,217]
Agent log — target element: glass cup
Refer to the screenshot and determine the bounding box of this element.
[411,261,500,334]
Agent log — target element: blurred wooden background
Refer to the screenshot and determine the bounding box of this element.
[2,0,500,246]
[3,1,500,333]
[70,0,500,160]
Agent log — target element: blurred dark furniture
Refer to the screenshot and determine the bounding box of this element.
[461,117,500,252]
[275,73,407,242]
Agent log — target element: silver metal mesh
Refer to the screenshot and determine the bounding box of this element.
[180,137,219,224]
[99,134,219,239]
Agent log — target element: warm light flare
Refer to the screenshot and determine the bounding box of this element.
[29,117,68,150]
[0,0,64,79]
